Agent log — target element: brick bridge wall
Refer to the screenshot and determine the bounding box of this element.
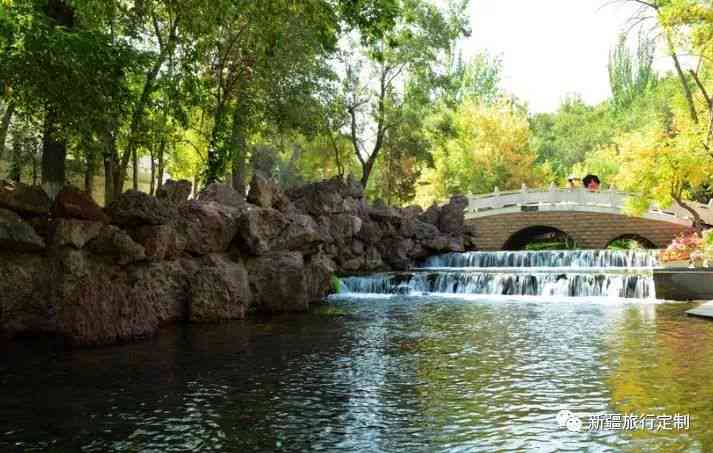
[467,211,690,251]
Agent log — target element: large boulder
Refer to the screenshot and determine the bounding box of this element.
[0,180,50,217]
[48,218,103,249]
[278,214,323,252]
[0,252,58,339]
[305,253,337,303]
[107,190,174,227]
[156,179,192,206]
[368,200,401,223]
[418,203,441,226]
[51,186,109,223]
[132,224,178,260]
[247,172,290,211]
[188,254,251,322]
[56,250,159,346]
[235,206,290,255]
[197,183,245,208]
[87,225,146,265]
[174,201,241,255]
[0,208,45,252]
[438,195,468,235]
[246,252,309,312]
[286,176,362,216]
[327,214,363,243]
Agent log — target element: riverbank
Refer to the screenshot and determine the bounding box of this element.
[0,176,469,346]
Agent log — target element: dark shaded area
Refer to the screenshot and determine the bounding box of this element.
[504,225,577,251]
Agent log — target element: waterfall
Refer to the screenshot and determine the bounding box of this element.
[339,250,659,299]
[420,250,658,269]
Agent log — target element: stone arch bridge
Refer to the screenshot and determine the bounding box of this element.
[465,186,713,251]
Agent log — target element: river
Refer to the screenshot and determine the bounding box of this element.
[2,250,713,452]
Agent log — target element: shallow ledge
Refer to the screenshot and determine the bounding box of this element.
[687,301,713,320]
[654,269,713,302]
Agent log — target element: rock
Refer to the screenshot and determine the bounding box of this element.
[197,183,245,208]
[0,252,58,339]
[364,246,384,270]
[305,252,336,303]
[49,219,103,249]
[328,214,363,242]
[87,225,146,265]
[0,208,45,252]
[340,256,364,272]
[246,252,309,312]
[382,239,415,270]
[439,195,468,235]
[235,206,290,255]
[51,186,109,223]
[128,259,195,324]
[356,220,383,244]
[418,203,441,226]
[402,205,423,219]
[0,180,51,217]
[247,171,290,211]
[156,179,192,206]
[56,250,159,346]
[401,218,439,240]
[368,203,401,223]
[174,201,241,256]
[278,214,322,252]
[132,224,178,260]
[189,254,251,322]
[107,190,174,227]
[286,176,363,216]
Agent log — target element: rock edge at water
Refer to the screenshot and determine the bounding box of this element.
[0,177,467,347]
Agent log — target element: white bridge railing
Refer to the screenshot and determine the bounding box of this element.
[465,184,713,226]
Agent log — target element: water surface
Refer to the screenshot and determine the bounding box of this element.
[2,295,713,452]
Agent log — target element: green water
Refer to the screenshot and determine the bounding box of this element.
[1,295,713,452]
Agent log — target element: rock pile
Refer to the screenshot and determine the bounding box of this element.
[0,175,468,346]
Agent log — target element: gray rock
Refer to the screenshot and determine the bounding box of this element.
[174,200,241,256]
[107,190,174,226]
[247,171,290,211]
[0,180,51,217]
[49,219,103,249]
[197,183,245,208]
[189,254,251,322]
[0,208,45,252]
[246,252,309,312]
[87,225,146,265]
[156,179,192,206]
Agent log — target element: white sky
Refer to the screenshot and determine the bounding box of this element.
[462,0,675,113]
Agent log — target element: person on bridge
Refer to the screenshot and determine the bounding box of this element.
[583,174,601,192]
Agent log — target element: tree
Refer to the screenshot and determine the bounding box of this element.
[339,0,470,189]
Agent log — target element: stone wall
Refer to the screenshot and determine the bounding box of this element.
[0,176,467,347]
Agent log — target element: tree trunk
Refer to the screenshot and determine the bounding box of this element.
[673,194,705,232]
[41,108,66,199]
[666,33,699,124]
[0,101,15,161]
[230,105,249,195]
[132,147,139,190]
[157,138,166,192]
[41,0,74,199]
[206,103,227,185]
[84,148,96,197]
[103,131,117,205]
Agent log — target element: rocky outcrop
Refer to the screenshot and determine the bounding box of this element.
[51,186,109,223]
[0,180,51,217]
[0,208,46,252]
[0,176,468,347]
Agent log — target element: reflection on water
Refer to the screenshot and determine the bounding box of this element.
[2,296,713,452]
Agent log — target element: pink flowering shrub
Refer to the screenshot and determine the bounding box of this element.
[659,232,703,263]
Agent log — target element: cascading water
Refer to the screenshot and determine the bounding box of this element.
[339,250,659,299]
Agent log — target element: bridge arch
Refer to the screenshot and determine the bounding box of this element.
[605,234,657,250]
[503,226,578,251]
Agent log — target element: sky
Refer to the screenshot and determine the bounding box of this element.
[463,0,668,113]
